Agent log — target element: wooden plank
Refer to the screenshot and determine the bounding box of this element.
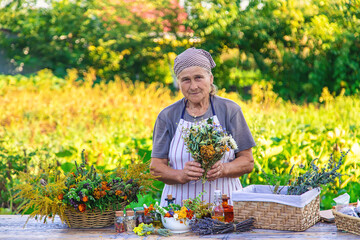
[0,215,358,240]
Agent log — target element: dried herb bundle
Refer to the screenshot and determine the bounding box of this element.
[287,150,349,195]
[190,218,255,235]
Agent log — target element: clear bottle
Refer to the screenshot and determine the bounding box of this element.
[124,210,136,232]
[165,194,176,206]
[212,190,225,222]
[115,211,125,233]
[222,194,234,223]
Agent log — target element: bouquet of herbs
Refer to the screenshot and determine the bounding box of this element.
[133,223,172,237]
[182,118,238,183]
[14,150,156,226]
[182,191,212,219]
[154,202,194,222]
[260,150,349,195]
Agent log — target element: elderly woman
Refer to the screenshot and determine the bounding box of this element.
[150,47,256,206]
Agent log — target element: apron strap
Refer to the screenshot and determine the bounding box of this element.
[181,96,216,119]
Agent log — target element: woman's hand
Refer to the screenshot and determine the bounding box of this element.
[179,161,204,184]
[206,161,224,181]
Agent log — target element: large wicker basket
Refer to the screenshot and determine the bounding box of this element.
[64,203,125,228]
[332,203,360,235]
[232,185,320,231]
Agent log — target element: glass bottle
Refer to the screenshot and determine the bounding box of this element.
[212,190,225,222]
[165,194,176,206]
[135,210,145,226]
[222,194,234,223]
[124,210,136,232]
[115,211,125,233]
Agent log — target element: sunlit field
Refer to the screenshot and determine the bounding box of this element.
[1,69,359,210]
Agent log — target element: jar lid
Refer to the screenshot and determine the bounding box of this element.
[115,211,124,217]
[126,210,135,216]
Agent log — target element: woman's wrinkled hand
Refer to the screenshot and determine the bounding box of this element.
[180,161,204,184]
[206,161,224,181]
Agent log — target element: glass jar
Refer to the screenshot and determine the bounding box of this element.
[144,212,153,225]
[151,212,162,228]
[115,211,125,233]
[124,210,136,232]
[135,210,145,226]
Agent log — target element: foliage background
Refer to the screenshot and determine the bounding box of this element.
[0,71,359,212]
[0,0,359,213]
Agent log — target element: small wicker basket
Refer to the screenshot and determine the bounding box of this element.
[64,203,125,228]
[232,185,320,231]
[234,195,320,231]
[332,203,360,235]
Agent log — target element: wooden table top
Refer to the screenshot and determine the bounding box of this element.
[0,214,358,240]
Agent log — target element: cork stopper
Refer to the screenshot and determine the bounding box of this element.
[222,194,228,199]
[167,194,173,200]
[126,210,135,216]
[115,211,124,217]
[136,210,145,214]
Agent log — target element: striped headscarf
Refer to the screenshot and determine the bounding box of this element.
[173,47,216,76]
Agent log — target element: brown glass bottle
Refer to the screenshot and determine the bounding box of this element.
[222,194,234,223]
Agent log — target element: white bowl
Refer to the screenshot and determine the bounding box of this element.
[161,215,191,233]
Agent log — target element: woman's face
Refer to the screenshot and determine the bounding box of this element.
[177,66,213,105]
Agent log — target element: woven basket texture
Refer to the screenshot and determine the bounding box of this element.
[64,203,125,228]
[233,195,320,231]
[332,203,360,236]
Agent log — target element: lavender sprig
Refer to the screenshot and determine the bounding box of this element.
[190,218,255,235]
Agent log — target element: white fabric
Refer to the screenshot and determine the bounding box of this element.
[231,185,321,208]
[160,115,242,206]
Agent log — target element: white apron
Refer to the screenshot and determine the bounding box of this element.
[160,98,242,206]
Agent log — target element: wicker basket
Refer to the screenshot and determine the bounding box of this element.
[64,203,125,228]
[332,203,360,235]
[232,185,320,231]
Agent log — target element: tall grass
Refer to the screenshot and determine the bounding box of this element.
[0,69,359,210]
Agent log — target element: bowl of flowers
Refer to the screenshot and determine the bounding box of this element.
[14,150,156,228]
[154,203,194,233]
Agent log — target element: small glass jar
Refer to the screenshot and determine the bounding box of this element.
[124,210,136,232]
[144,212,153,225]
[115,211,125,233]
[151,212,162,228]
[135,210,145,226]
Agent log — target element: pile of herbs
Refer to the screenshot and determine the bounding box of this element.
[261,150,349,195]
[190,217,255,235]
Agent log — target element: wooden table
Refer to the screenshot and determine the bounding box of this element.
[0,215,358,240]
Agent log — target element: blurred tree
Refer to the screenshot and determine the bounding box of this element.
[184,0,360,101]
[1,0,359,101]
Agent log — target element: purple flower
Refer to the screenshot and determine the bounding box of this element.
[126,179,133,184]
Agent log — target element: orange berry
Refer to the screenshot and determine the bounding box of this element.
[57,193,64,200]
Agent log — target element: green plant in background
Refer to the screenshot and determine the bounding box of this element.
[0,71,359,211]
[261,165,294,194]
[287,150,349,195]
[0,140,36,213]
